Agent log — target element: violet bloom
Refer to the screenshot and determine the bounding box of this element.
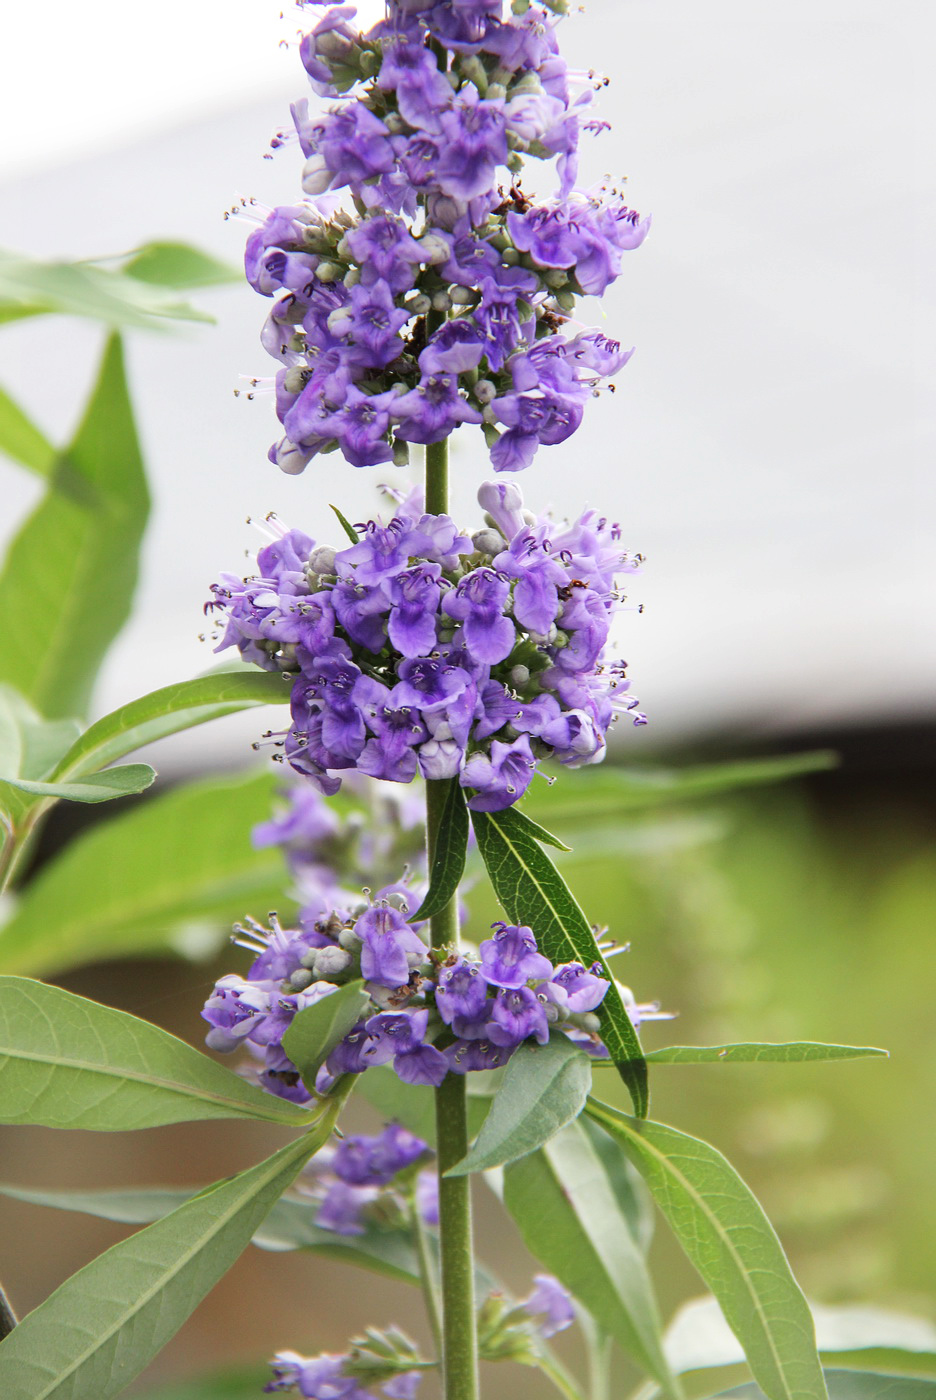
[313,102,397,189]
[523,1275,576,1338]
[459,734,537,811]
[550,962,610,1013]
[332,1123,428,1186]
[363,1009,448,1086]
[314,383,399,467]
[315,1180,377,1236]
[387,563,443,657]
[443,567,514,664]
[479,923,553,989]
[346,214,426,295]
[392,372,483,446]
[436,91,508,201]
[202,975,272,1053]
[444,1037,513,1074]
[335,281,410,368]
[435,957,489,1025]
[419,318,486,374]
[384,1375,423,1400]
[357,702,427,783]
[487,985,550,1047]
[378,33,451,131]
[393,655,471,711]
[336,517,414,585]
[299,6,359,96]
[416,1167,439,1226]
[356,905,428,987]
[490,389,585,472]
[493,529,567,635]
[266,1351,368,1399]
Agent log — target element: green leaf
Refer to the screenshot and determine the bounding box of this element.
[0,975,316,1129]
[526,753,838,823]
[136,1371,268,1400]
[0,768,286,976]
[705,1372,936,1400]
[0,386,55,476]
[585,1099,827,1400]
[502,1117,677,1395]
[0,249,215,328]
[508,807,571,851]
[0,763,155,804]
[0,334,149,720]
[0,1128,331,1400]
[0,1182,421,1285]
[282,980,371,1092]
[447,1036,591,1175]
[643,1043,889,1066]
[580,1114,655,1254]
[119,241,239,289]
[355,1066,493,1149]
[412,778,469,921]
[470,806,648,1116]
[48,671,293,785]
[662,1295,936,1381]
[0,687,82,829]
[330,504,361,543]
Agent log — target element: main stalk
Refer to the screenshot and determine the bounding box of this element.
[425,433,479,1400]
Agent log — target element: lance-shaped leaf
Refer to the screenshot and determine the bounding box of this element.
[503,1118,677,1396]
[0,768,286,975]
[0,687,82,830]
[0,1183,421,1285]
[507,807,571,851]
[47,671,293,785]
[282,980,371,1092]
[0,1128,331,1400]
[643,1043,889,1066]
[447,1036,591,1175]
[330,504,361,543]
[0,334,149,720]
[0,386,55,477]
[0,763,155,804]
[705,1373,936,1400]
[0,976,315,1130]
[585,1099,827,1400]
[0,248,215,329]
[470,806,648,1116]
[355,1066,493,1148]
[119,241,239,290]
[412,778,469,922]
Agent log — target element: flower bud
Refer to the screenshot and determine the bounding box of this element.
[314,945,353,978]
[472,528,503,555]
[474,379,497,404]
[307,545,337,575]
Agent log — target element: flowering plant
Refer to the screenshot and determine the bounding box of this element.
[0,5,903,1400]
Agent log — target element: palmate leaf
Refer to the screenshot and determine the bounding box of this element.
[447,1035,591,1176]
[502,1117,677,1396]
[412,777,469,921]
[0,334,149,721]
[0,1127,332,1400]
[0,1183,422,1286]
[0,768,286,976]
[470,806,648,1116]
[585,1099,827,1400]
[0,976,314,1130]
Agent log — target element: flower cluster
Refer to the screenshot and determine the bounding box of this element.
[202,888,617,1102]
[241,0,649,474]
[266,1274,574,1396]
[295,1121,434,1237]
[205,480,645,809]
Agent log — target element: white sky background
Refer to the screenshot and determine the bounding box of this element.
[0,0,934,773]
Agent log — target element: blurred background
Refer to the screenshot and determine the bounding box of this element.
[0,0,933,1395]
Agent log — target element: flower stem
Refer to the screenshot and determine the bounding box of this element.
[425,435,479,1400]
[410,1196,442,1359]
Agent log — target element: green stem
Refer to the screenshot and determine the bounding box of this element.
[425,434,479,1400]
[534,1352,589,1400]
[410,1197,442,1359]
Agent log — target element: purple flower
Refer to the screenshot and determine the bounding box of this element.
[492,528,567,634]
[393,655,471,711]
[335,281,410,368]
[416,1168,439,1226]
[549,962,610,1013]
[332,1123,429,1185]
[490,388,584,472]
[308,101,397,190]
[378,33,451,130]
[435,90,508,201]
[479,923,553,989]
[266,1351,367,1399]
[202,975,272,1052]
[487,985,550,1047]
[315,1180,376,1236]
[314,382,399,467]
[357,701,428,783]
[392,372,483,446]
[363,1009,448,1086]
[299,6,360,96]
[435,956,489,1025]
[442,567,514,664]
[331,579,389,652]
[460,735,537,811]
[346,214,426,295]
[383,1375,423,1400]
[419,318,486,374]
[523,1275,576,1337]
[443,1037,513,1073]
[356,906,428,987]
[387,563,443,656]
